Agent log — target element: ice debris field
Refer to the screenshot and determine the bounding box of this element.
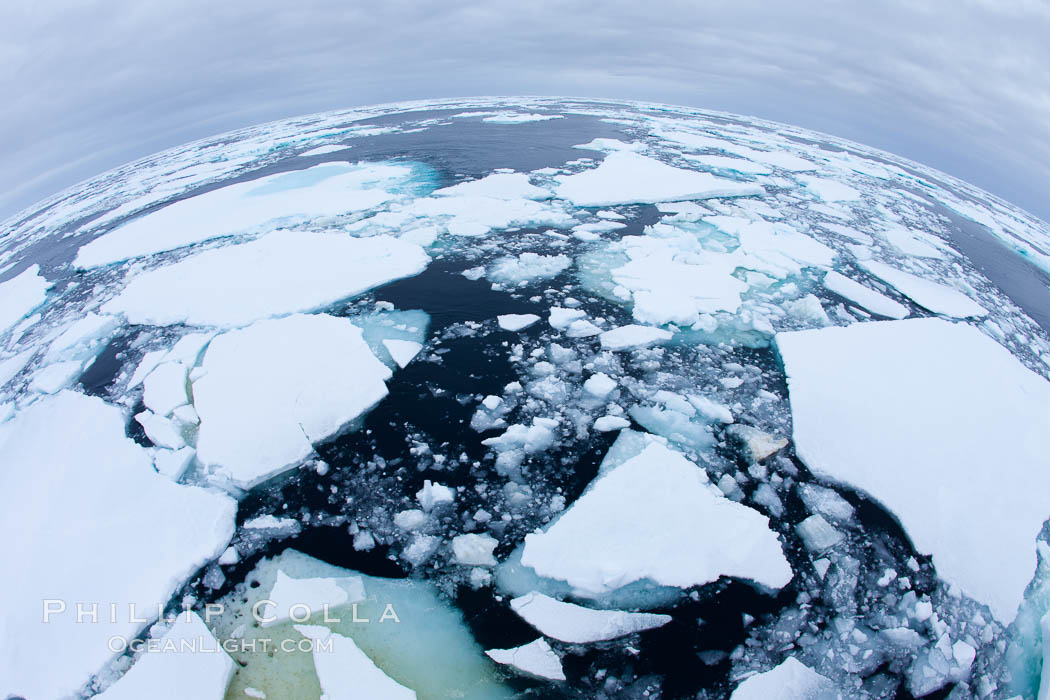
[1,97,1050,699]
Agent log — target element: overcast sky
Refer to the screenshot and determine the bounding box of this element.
[2,0,1048,222]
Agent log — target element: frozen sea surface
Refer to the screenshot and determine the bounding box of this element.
[1,97,1050,699]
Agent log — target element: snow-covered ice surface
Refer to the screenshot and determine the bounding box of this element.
[2,97,1050,698]
[94,612,235,700]
[193,314,393,488]
[777,318,1050,623]
[729,657,839,699]
[0,391,235,699]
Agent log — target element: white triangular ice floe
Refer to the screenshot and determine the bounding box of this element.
[776,318,1050,622]
[294,624,416,699]
[497,314,541,331]
[520,440,792,597]
[822,270,908,319]
[260,570,365,627]
[485,638,565,681]
[382,338,423,368]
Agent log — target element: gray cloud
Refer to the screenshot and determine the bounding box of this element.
[1,0,1048,221]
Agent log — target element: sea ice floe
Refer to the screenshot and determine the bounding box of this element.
[0,264,51,335]
[796,174,862,202]
[95,612,234,700]
[509,592,671,643]
[729,657,839,699]
[776,318,1050,622]
[212,549,512,700]
[105,230,428,327]
[822,270,909,319]
[74,161,415,268]
[194,314,392,488]
[0,391,235,700]
[295,625,417,699]
[453,534,499,567]
[434,172,549,201]
[485,639,565,681]
[857,260,986,319]
[877,224,949,259]
[260,570,365,627]
[517,438,792,599]
[382,338,423,368]
[497,313,541,332]
[599,324,673,350]
[488,252,572,286]
[142,361,190,416]
[554,152,764,207]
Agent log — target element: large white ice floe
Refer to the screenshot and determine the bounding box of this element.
[857,259,987,319]
[776,318,1050,622]
[95,612,235,700]
[74,161,417,268]
[517,438,792,598]
[105,230,428,327]
[0,264,51,334]
[434,172,549,200]
[212,549,512,699]
[509,592,671,643]
[554,151,764,207]
[729,657,840,699]
[485,638,566,681]
[294,625,417,699]
[194,314,392,488]
[0,391,235,699]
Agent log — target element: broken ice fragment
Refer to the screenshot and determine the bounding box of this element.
[95,612,234,700]
[485,639,566,681]
[453,534,499,567]
[497,313,540,331]
[294,625,416,699]
[729,657,839,699]
[509,592,671,643]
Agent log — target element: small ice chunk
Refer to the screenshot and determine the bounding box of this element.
[154,446,195,480]
[243,514,300,531]
[726,424,788,462]
[583,372,617,399]
[687,395,734,424]
[548,307,586,329]
[796,515,844,552]
[497,314,540,331]
[485,639,565,681]
[416,480,455,511]
[94,612,234,700]
[729,657,838,699]
[565,319,601,337]
[510,592,671,643]
[798,483,855,522]
[394,509,428,531]
[489,253,571,285]
[382,339,422,368]
[452,534,499,567]
[823,270,908,319]
[294,625,416,699]
[599,325,673,351]
[783,294,830,326]
[28,359,82,394]
[594,415,631,432]
[136,411,186,450]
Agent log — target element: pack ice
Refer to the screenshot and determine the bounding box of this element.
[776,318,1050,622]
[0,391,235,700]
